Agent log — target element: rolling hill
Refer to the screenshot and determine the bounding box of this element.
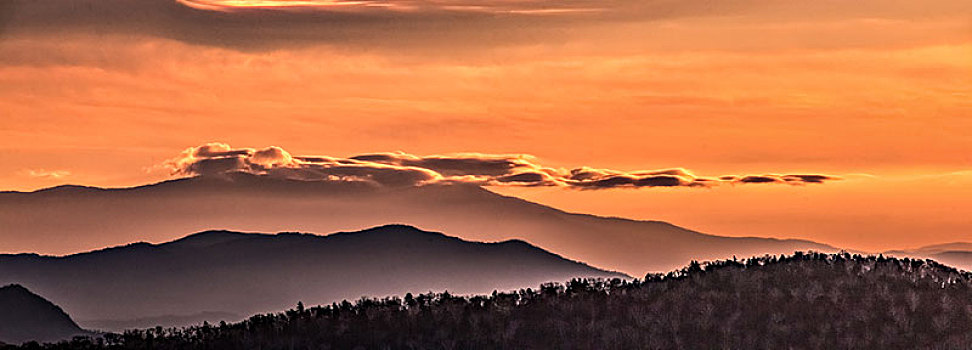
[0,173,837,275]
[884,243,972,271]
[0,225,623,331]
[0,285,88,345]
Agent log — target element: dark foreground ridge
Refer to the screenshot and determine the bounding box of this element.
[7,252,971,349]
[0,285,88,345]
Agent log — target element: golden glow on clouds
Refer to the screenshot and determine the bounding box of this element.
[493,172,972,252]
[162,142,839,188]
[176,0,602,13]
[23,169,72,179]
[177,0,380,11]
[0,0,970,250]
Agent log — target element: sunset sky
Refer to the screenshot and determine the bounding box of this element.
[1,0,970,252]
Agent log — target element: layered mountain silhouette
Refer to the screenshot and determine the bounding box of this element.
[0,173,838,275]
[0,284,88,345]
[80,312,240,333]
[0,225,624,331]
[7,253,972,349]
[884,243,972,271]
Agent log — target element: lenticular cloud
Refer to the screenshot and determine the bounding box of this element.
[165,143,840,189]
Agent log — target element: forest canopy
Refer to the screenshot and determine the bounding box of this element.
[7,252,972,349]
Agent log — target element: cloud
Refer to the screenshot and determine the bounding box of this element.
[21,169,71,179]
[351,152,540,177]
[720,174,841,185]
[0,0,618,51]
[166,143,441,187]
[165,143,839,189]
[175,0,606,14]
[6,0,966,52]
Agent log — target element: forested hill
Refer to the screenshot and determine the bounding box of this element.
[0,285,88,345]
[9,252,972,350]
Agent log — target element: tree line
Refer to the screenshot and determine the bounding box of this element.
[6,252,972,349]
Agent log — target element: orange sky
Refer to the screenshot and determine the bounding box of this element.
[0,0,970,252]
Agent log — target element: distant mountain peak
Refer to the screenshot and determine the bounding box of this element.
[328,224,452,240]
[916,242,972,253]
[165,230,254,248]
[365,224,427,232]
[496,238,531,245]
[169,225,447,247]
[361,224,445,235]
[21,184,103,195]
[491,239,544,251]
[0,225,625,330]
[2,171,843,275]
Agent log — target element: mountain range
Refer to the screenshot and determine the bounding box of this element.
[0,173,842,275]
[3,173,969,334]
[883,243,972,271]
[7,253,971,349]
[0,225,622,331]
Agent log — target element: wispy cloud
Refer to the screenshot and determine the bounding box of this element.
[22,169,71,179]
[165,143,840,189]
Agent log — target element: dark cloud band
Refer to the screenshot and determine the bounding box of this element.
[165,143,840,189]
[3,0,966,53]
[0,0,626,51]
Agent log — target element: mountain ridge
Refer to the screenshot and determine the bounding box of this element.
[0,173,842,274]
[9,225,611,265]
[883,244,972,273]
[0,284,89,345]
[0,225,625,331]
[10,252,972,349]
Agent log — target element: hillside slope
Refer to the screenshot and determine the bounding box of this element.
[0,285,87,345]
[0,225,623,331]
[10,253,972,349]
[884,243,972,271]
